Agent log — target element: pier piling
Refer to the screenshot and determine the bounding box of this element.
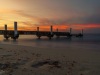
[36,27,41,39]
[10,22,19,40]
[37,27,39,32]
[4,24,9,40]
[56,28,58,32]
[49,26,54,39]
[50,26,53,35]
[5,25,7,31]
[70,28,72,34]
[56,28,60,38]
[14,22,18,37]
[82,29,83,35]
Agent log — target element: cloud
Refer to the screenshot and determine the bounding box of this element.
[13,10,100,31]
[1,9,100,33]
[83,14,100,24]
[63,13,100,25]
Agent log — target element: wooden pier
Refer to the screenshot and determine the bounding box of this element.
[0,22,83,40]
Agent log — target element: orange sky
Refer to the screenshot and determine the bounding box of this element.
[0,0,100,33]
[0,10,100,32]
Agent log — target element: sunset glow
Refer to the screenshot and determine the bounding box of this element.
[0,0,100,33]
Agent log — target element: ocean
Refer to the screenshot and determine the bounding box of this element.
[0,34,100,51]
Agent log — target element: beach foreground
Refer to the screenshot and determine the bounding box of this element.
[0,44,100,75]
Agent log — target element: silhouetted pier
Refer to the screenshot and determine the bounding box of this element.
[0,22,83,40]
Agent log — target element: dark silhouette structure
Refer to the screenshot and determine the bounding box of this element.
[0,22,83,40]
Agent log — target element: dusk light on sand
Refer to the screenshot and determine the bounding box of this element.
[0,0,100,75]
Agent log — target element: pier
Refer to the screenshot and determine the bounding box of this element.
[0,22,83,40]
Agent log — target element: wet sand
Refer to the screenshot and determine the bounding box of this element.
[0,44,100,75]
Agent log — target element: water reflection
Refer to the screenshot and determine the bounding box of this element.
[0,35,100,49]
[11,40,18,44]
[3,39,10,42]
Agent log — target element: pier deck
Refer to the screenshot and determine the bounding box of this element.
[1,22,83,40]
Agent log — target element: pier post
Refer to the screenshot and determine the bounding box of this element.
[4,24,9,39]
[4,24,7,36]
[56,28,60,38]
[37,27,39,32]
[82,29,83,35]
[4,24,7,38]
[50,26,53,35]
[48,26,53,39]
[11,21,19,40]
[70,28,72,34]
[14,22,18,37]
[56,28,58,32]
[5,24,7,31]
[37,27,41,39]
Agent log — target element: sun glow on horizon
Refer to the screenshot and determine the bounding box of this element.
[0,0,100,33]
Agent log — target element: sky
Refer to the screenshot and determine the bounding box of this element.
[0,0,100,33]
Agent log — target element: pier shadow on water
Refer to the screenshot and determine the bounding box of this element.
[3,39,18,44]
[3,39,10,42]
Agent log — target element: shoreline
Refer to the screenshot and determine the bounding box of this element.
[0,44,100,75]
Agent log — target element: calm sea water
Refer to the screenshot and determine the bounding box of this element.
[0,34,100,50]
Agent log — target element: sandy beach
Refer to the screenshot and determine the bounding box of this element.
[0,44,100,75]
